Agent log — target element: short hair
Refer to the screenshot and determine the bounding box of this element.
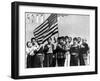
[26,41,31,47]
[57,37,61,40]
[78,37,81,43]
[78,37,81,40]
[73,37,78,41]
[65,36,69,39]
[60,36,65,41]
[31,37,36,42]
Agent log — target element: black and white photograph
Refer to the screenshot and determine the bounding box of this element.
[25,13,90,68]
[11,2,97,79]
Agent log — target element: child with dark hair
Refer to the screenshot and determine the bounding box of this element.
[64,36,71,67]
[26,37,43,68]
[78,37,86,66]
[79,39,89,65]
[70,37,80,66]
[26,41,34,68]
[56,37,66,67]
[52,37,58,67]
[68,37,72,43]
[77,37,81,44]
[31,37,36,45]
[43,38,54,67]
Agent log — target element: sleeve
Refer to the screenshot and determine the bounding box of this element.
[26,47,31,55]
[85,43,89,51]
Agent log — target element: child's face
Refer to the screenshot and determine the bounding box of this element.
[60,39,63,44]
[73,40,78,45]
[31,39,36,44]
[65,38,69,43]
[69,37,72,43]
[82,39,85,43]
[28,42,32,48]
[78,37,81,43]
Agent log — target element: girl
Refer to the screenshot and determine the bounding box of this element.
[26,41,34,68]
[70,37,80,66]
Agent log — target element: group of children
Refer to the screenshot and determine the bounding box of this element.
[26,36,89,68]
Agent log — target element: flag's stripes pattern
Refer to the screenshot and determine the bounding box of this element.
[33,14,58,44]
[34,21,49,34]
[34,20,48,32]
[43,24,58,43]
[34,24,49,36]
[50,22,58,29]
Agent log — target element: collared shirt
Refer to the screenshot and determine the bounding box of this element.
[26,44,40,56]
[26,46,34,55]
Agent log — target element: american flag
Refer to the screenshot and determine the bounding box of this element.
[33,14,58,44]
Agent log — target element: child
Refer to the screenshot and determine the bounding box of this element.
[26,41,34,68]
[70,37,80,66]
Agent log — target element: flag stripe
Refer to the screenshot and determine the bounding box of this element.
[37,25,58,43]
[43,31,58,43]
[44,27,58,37]
[43,27,58,41]
[34,20,48,32]
[34,14,56,32]
[35,23,58,38]
[34,24,49,36]
[49,18,57,27]
[34,21,49,33]
[34,27,48,37]
[50,22,58,29]
[33,14,58,44]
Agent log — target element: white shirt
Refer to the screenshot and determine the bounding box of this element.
[26,46,34,55]
[47,44,53,54]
